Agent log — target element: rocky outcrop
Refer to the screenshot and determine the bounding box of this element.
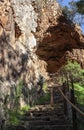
[0,0,48,119]
[34,0,84,72]
[0,0,84,120]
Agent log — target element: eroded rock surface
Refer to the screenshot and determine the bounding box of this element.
[0,0,84,120]
[34,0,84,72]
[0,0,48,118]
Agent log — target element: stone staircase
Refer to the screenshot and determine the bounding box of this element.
[20,86,73,130]
[6,86,73,130]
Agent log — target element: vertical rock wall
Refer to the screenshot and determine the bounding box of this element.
[0,0,48,119]
[0,0,84,121]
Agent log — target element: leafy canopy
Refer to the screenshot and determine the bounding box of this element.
[61,61,84,83]
[58,0,84,25]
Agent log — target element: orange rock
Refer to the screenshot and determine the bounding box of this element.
[0,16,8,27]
[0,25,3,36]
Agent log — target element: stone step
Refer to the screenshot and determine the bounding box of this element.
[20,87,72,130]
[21,115,65,121]
[26,108,64,113]
[28,119,66,126]
[25,110,64,117]
[29,124,73,130]
[6,125,27,130]
[26,104,64,112]
[44,100,64,104]
[27,108,64,113]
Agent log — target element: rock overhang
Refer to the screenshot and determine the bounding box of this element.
[34,0,84,72]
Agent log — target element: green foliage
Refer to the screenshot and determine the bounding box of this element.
[7,105,31,126]
[35,93,50,105]
[13,79,23,111]
[63,3,77,21]
[42,83,48,93]
[7,110,21,125]
[74,83,84,105]
[61,61,84,105]
[21,105,31,113]
[61,61,84,83]
[7,104,32,126]
[27,87,37,106]
[15,80,23,98]
[6,108,23,126]
[59,0,84,25]
[2,80,24,127]
[76,0,84,15]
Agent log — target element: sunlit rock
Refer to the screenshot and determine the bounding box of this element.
[0,0,84,120]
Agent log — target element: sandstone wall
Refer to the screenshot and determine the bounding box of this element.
[34,0,84,72]
[0,0,84,120]
[0,0,48,118]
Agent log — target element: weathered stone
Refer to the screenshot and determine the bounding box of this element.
[34,0,84,72]
[0,0,84,120]
[0,0,48,120]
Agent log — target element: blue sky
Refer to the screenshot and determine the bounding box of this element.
[58,0,71,6]
[58,0,84,33]
[58,0,78,6]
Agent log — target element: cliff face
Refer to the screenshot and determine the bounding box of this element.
[34,0,84,72]
[0,0,48,118]
[0,0,48,80]
[0,0,84,118]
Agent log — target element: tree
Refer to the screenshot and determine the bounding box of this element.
[60,61,84,85]
[59,0,84,25]
[76,0,84,15]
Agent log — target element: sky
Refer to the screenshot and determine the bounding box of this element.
[58,0,78,6]
[58,0,84,33]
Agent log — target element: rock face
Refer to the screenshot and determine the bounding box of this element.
[0,0,84,119]
[0,0,48,118]
[34,0,84,72]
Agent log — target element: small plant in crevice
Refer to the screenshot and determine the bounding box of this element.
[14,79,23,112]
[23,85,38,107]
[7,110,20,126]
[42,82,48,93]
[35,81,50,105]
[2,79,24,127]
[21,105,31,113]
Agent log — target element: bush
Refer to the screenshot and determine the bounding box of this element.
[61,61,84,83]
[42,83,48,93]
[35,93,50,105]
[74,83,84,105]
[21,105,31,113]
